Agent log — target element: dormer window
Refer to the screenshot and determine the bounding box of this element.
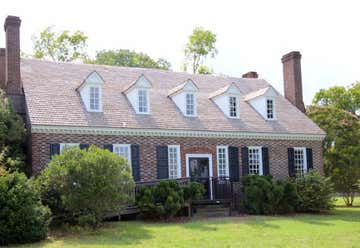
[90,86,100,111]
[229,96,238,117]
[266,99,274,119]
[186,93,195,116]
[138,89,149,113]
[77,71,104,112]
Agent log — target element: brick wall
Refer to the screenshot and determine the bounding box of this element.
[31,132,324,180]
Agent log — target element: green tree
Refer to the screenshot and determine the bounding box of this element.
[308,105,360,206]
[0,90,26,173]
[32,26,88,62]
[313,82,360,116]
[184,27,217,74]
[89,49,171,70]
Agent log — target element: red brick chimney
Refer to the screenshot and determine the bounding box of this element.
[282,51,306,113]
[4,16,22,95]
[0,48,5,89]
[242,71,258,79]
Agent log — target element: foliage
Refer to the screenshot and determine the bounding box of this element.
[183,181,206,202]
[0,90,26,173]
[242,175,299,214]
[184,27,217,74]
[0,172,50,245]
[312,82,360,116]
[37,146,134,227]
[88,49,171,70]
[136,180,204,220]
[308,105,360,206]
[295,171,335,212]
[32,26,88,62]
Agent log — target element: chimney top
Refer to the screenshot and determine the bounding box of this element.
[4,16,21,31]
[242,71,258,79]
[281,51,301,63]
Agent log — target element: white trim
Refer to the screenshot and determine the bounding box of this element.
[31,125,326,141]
[184,93,197,117]
[137,88,150,114]
[247,146,263,175]
[294,147,307,174]
[113,144,132,167]
[185,153,213,200]
[216,145,229,177]
[168,145,181,179]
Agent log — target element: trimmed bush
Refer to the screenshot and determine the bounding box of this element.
[183,181,206,202]
[0,172,50,245]
[37,146,134,227]
[295,170,335,212]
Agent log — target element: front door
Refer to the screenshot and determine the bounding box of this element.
[189,157,211,199]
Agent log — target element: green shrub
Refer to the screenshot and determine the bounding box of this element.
[295,170,335,212]
[136,180,199,220]
[0,172,50,245]
[37,146,134,227]
[183,181,206,202]
[242,175,299,214]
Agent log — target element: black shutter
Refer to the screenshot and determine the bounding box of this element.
[306,148,313,171]
[241,147,249,176]
[104,144,113,152]
[156,146,168,179]
[288,148,295,177]
[131,144,140,181]
[228,146,240,182]
[80,144,89,150]
[50,143,60,158]
[262,147,270,175]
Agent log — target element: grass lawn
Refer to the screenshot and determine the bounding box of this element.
[13,198,360,248]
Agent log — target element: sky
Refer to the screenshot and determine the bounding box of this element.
[1,0,359,105]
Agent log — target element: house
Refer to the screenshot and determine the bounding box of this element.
[0,16,325,200]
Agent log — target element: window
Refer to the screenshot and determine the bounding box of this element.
[294,147,307,176]
[89,86,100,111]
[229,96,238,117]
[168,145,181,179]
[266,99,274,119]
[217,146,229,177]
[185,93,195,116]
[113,144,131,166]
[60,143,79,153]
[248,147,263,175]
[138,89,148,113]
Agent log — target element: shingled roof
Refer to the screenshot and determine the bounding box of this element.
[21,58,325,135]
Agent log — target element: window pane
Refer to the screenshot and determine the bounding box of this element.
[217,147,228,177]
[229,97,237,117]
[114,145,131,165]
[294,148,305,176]
[248,148,261,175]
[90,87,99,110]
[186,93,195,115]
[267,99,274,119]
[138,89,148,113]
[168,146,180,179]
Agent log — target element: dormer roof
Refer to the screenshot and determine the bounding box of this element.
[123,74,152,93]
[244,86,278,101]
[77,70,104,91]
[209,82,241,99]
[168,79,198,97]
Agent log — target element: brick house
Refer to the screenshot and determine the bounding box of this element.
[0,16,325,199]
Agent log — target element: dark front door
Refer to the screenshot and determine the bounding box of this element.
[189,157,211,199]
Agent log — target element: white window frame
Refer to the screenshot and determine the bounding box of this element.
[113,144,132,167]
[137,89,150,114]
[185,93,196,117]
[168,145,181,179]
[266,98,276,120]
[228,96,239,118]
[248,146,263,175]
[294,147,307,176]
[216,145,229,177]
[60,143,79,153]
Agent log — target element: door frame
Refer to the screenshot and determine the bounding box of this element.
[185,153,213,200]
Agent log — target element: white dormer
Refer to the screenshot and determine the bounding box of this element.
[168,79,199,117]
[123,75,152,114]
[209,83,241,119]
[78,71,104,112]
[244,86,278,120]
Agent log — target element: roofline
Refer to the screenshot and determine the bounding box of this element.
[31,124,326,141]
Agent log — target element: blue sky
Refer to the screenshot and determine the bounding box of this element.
[1,0,359,104]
